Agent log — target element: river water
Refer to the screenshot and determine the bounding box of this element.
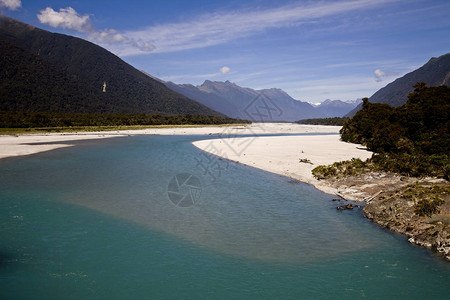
[0,135,449,299]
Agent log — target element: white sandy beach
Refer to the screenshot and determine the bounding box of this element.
[192,133,372,195]
[0,123,372,195]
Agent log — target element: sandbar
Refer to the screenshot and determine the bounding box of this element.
[192,132,373,195]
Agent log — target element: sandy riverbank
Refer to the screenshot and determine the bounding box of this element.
[0,123,340,160]
[193,133,373,196]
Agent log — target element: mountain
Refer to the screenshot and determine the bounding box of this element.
[166,80,325,122]
[0,17,222,116]
[1,34,105,112]
[315,99,362,117]
[165,82,240,118]
[347,53,450,116]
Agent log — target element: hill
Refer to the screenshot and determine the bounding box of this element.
[347,53,450,116]
[0,17,222,116]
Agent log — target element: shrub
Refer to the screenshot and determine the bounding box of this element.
[312,165,337,179]
[414,198,445,217]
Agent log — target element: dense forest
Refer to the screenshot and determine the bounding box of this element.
[339,83,449,178]
[296,117,349,126]
[0,111,249,128]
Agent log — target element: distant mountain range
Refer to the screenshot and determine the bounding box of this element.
[165,80,359,121]
[347,53,450,116]
[0,17,221,116]
[314,99,362,118]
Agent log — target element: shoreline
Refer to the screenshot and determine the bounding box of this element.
[192,128,450,261]
[192,134,373,197]
[0,123,341,160]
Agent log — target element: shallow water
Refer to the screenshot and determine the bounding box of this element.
[0,135,449,299]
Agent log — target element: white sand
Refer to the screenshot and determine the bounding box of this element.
[193,133,373,195]
[0,134,124,160]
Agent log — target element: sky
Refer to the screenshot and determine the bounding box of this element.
[1,0,449,103]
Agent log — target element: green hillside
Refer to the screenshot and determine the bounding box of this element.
[0,17,222,117]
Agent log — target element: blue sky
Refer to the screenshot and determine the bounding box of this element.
[2,0,449,103]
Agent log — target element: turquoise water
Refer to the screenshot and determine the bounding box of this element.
[0,135,449,299]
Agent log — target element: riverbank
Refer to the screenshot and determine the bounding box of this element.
[0,123,340,160]
[192,132,449,261]
[321,171,450,260]
[193,134,373,196]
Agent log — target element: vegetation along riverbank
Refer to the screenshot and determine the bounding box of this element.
[313,83,450,260]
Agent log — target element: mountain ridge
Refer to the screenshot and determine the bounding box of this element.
[165,80,359,121]
[347,53,450,116]
[0,16,223,116]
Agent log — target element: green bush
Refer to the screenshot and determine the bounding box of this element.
[312,165,337,179]
[312,158,369,179]
[414,198,445,217]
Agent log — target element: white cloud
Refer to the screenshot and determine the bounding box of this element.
[373,68,401,82]
[374,69,386,82]
[36,6,155,53]
[35,1,396,57]
[112,0,394,56]
[88,29,156,53]
[220,66,230,75]
[37,7,92,32]
[90,29,126,43]
[0,0,21,10]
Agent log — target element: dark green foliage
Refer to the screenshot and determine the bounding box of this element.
[341,84,449,155]
[0,111,249,128]
[340,84,449,178]
[371,153,449,179]
[296,117,349,126]
[0,36,108,113]
[341,98,396,150]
